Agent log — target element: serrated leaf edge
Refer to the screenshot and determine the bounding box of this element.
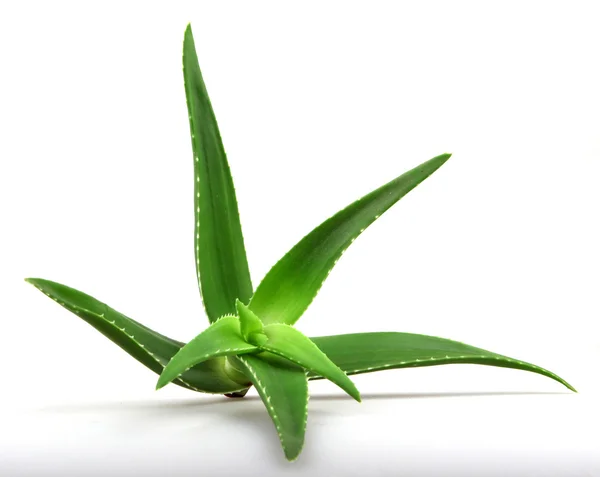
[299,370,310,463]
[184,25,253,323]
[237,357,309,461]
[237,357,285,451]
[158,315,258,388]
[31,284,248,394]
[308,351,575,391]
[260,324,359,400]
[249,154,451,326]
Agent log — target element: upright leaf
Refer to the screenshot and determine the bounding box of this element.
[183,24,252,323]
[249,154,451,325]
[236,355,309,461]
[26,278,249,394]
[309,332,576,391]
[157,316,257,389]
[261,324,360,401]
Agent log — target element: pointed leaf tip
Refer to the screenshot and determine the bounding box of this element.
[261,324,361,402]
[156,377,167,391]
[440,153,451,163]
[184,23,193,39]
[309,332,576,392]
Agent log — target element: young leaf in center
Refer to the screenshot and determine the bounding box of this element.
[156,316,256,390]
[236,299,268,346]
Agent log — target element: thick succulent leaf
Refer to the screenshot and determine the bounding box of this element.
[309,332,576,391]
[157,316,257,390]
[236,355,309,461]
[261,324,360,401]
[26,278,248,394]
[236,299,267,345]
[183,24,252,323]
[249,153,451,325]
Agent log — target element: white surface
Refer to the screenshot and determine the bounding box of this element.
[1,1,599,475]
[1,391,598,477]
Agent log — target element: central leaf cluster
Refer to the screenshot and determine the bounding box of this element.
[157,300,361,402]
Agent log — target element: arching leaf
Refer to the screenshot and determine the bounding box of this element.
[249,154,451,325]
[26,278,249,394]
[309,332,576,391]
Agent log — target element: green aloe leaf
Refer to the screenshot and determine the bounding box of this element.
[309,332,576,391]
[26,278,249,394]
[157,316,257,390]
[236,299,267,346]
[261,324,360,401]
[184,24,252,323]
[236,355,309,461]
[249,153,451,326]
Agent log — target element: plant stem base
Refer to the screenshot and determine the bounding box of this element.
[224,389,250,398]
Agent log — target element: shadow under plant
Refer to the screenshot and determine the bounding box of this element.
[26,23,575,461]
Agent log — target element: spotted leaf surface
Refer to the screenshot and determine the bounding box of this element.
[309,332,575,391]
[260,324,360,401]
[26,278,248,394]
[157,316,257,390]
[184,25,253,323]
[236,355,309,461]
[249,153,451,326]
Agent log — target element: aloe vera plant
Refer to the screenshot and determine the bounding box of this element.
[26,24,575,462]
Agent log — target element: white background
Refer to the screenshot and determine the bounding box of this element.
[1,1,599,476]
